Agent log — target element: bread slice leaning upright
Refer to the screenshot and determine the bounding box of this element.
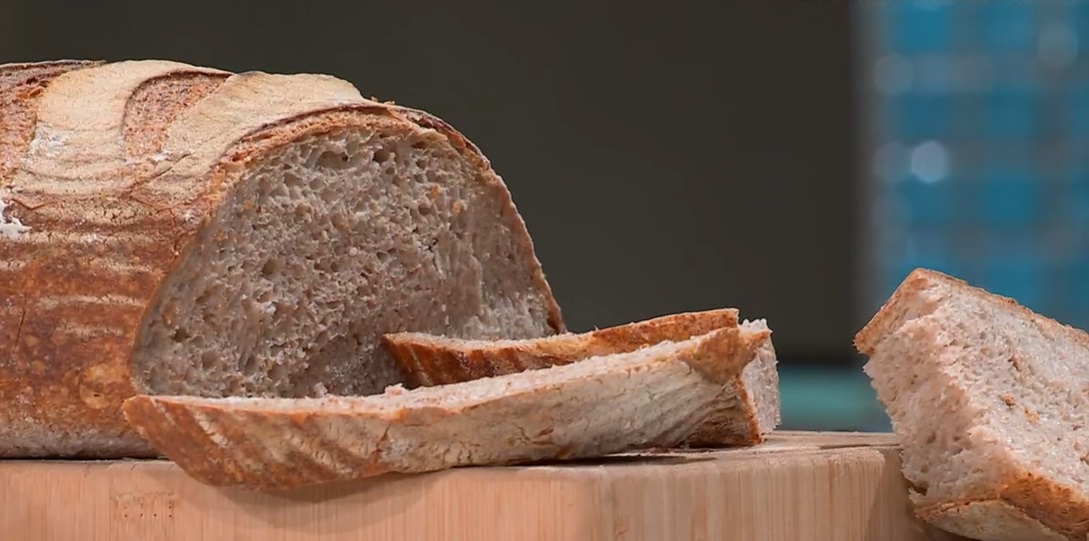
[0,59,563,458]
[856,268,1089,541]
[383,308,781,445]
[122,324,770,491]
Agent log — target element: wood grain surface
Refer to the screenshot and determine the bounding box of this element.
[0,431,963,541]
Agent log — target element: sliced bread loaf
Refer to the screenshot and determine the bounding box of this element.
[856,268,1089,541]
[0,59,563,458]
[122,324,770,491]
[383,309,780,445]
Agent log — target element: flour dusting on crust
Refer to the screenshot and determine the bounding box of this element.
[0,197,30,239]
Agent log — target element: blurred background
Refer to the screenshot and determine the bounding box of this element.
[3,1,1080,432]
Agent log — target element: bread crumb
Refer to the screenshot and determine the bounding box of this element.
[1000,394,1016,407]
[0,197,31,239]
[384,384,408,396]
[1023,406,1039,423]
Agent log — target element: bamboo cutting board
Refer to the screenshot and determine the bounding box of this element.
[0,431,960,541]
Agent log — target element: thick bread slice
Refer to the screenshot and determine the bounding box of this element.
[0,59,564,458]
[384,308,740,385]
[855,268,1089,541]
[383,309,781,445]
[121,325,769,491]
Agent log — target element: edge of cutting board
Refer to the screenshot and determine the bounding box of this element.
[1,431,965,541]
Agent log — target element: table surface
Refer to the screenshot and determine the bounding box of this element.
[0,430,966,541]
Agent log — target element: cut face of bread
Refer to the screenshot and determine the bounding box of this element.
[129,111,559,399]
[122,325,769,491]
[383,310,781,445]
[856,268,1089,541]
[0,60,563,458]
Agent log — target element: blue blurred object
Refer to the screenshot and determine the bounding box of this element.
[868,0,1089,328]
[781,0,1089,433]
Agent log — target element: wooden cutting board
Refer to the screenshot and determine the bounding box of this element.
[0,431,960,541]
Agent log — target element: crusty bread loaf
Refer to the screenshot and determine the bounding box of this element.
[383,309,781,445]
[0,59,564,458]
[856,268,1089,541]
[122,324,769,491]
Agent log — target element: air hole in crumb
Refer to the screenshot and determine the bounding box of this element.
[418,203,432,216]
[314,259,340,273]
[171,328,191,343]
[924,432,936,444]
[374,148,393,163]
[376,250,393,264]
[412,140,427,150]
[243,354,259,375]
[284,173,304,189]
[200,352,218,371]
[261,259,282,278]
[268,363,287,385]
[316,151,351,170]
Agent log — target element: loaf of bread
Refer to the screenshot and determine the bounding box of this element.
[0,59,564,458]
[383,309,781,445]
[856,268,1089,541]
[122,324,769,491]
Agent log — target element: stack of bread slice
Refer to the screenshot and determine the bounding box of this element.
[124,309,781,490]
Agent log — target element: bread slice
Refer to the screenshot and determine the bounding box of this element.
[383,309,781,445]
[383,308,740,385]
[121,324,770,491]
[0,59,564,458]
[855,268,1089,540]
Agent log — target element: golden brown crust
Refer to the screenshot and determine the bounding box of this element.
[383,308,739,386]
[0,60,565,458]
[855,267,1089,355]
[917,500,1069,541]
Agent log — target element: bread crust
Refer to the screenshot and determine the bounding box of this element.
[383,308,740,386]
[856,268,1089,540]
[121,325,768,491]
[0,60,564,458]
[382,308,779,445]
[917,500,1068,541]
